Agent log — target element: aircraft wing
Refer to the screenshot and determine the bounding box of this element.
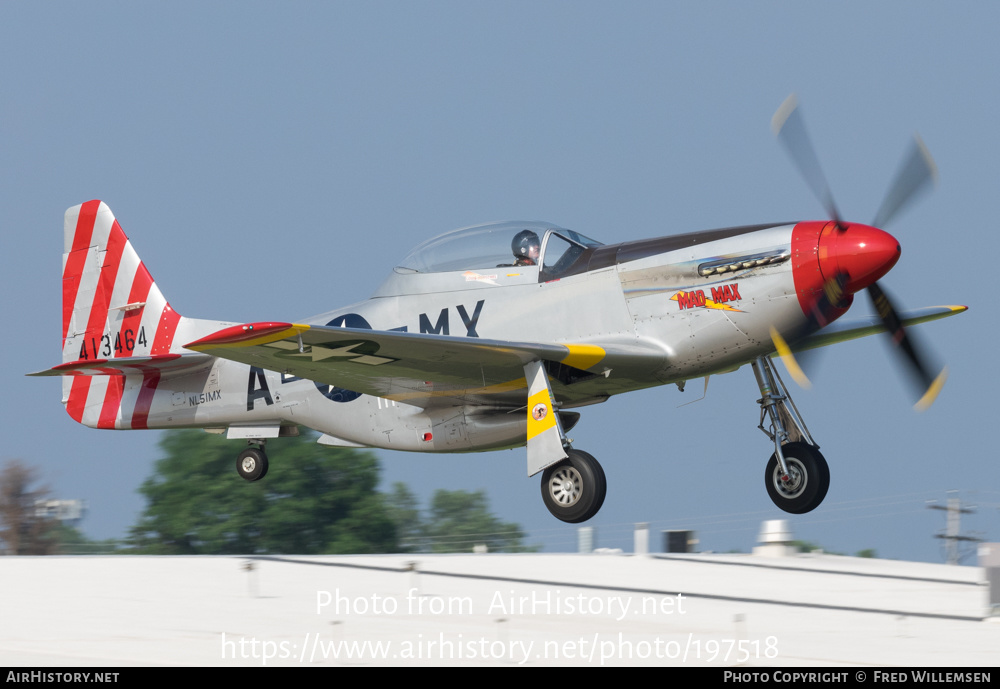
[794,305,967,352]
[185,322,664,409]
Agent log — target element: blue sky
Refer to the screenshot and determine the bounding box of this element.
[2,2,995,561]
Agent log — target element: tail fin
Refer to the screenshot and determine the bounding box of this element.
[60,200,183,425]
[62,200,181,364]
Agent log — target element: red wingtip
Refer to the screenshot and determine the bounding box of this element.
[185,322,294,349]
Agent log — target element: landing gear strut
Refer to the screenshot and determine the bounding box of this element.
[752,355,829,514]
[236,442,269,482]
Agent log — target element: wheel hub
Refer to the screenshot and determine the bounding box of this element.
[773,459,806,499]
[241,456,256,473]
[548,466,582,507]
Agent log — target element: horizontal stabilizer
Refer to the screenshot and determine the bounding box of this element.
[28,353,214,377]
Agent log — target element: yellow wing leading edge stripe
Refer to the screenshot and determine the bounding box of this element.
[242,323,312,348]
[561,344,606,370]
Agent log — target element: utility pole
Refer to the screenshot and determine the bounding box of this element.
[927,491,979,565]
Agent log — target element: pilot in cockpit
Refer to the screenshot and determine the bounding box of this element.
[512,229,541,266]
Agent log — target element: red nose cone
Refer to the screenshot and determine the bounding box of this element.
[818,223,901,294]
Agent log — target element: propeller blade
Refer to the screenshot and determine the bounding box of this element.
[770,272,849,389]
[770,326,812,389]
[866,281,948,410]
[811,272,851,330]
[872,134,938,229]
[772,94,843,227]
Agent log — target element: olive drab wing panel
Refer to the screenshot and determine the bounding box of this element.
[185,322,634,410]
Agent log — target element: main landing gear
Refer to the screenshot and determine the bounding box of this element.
[236,442,269,482]
[752,355,829,514]
[540,449,607,523]
[525,358,607,524]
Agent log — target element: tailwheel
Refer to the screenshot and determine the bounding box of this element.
[236,446,268,482]
[764,442,829,514]
[540,449,607,523]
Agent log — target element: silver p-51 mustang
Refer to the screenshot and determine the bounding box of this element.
[32,98,966,523]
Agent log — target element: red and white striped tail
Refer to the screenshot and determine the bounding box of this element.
[61,200,183,427]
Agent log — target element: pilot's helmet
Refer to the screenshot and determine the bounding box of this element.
[512,229,541,261]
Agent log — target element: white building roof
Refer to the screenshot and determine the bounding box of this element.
[0,552,996,666]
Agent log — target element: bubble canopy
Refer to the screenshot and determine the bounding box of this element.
[396,221,602,274]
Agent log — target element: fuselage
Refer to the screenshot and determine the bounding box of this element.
[65,214,899,454]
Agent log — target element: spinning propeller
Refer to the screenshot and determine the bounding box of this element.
[770,94,948,410]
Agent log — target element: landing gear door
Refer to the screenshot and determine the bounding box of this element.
[525,359,568,476]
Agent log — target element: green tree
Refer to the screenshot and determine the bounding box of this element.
[385,482,426,553]
[50,523,120,554]
[791,540,842,555]
[128,429,396,554]
[386,485,535,554]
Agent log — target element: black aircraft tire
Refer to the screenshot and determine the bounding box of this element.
[541,449,607,523]
[764,442,829,514]
[236,447,268,482]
